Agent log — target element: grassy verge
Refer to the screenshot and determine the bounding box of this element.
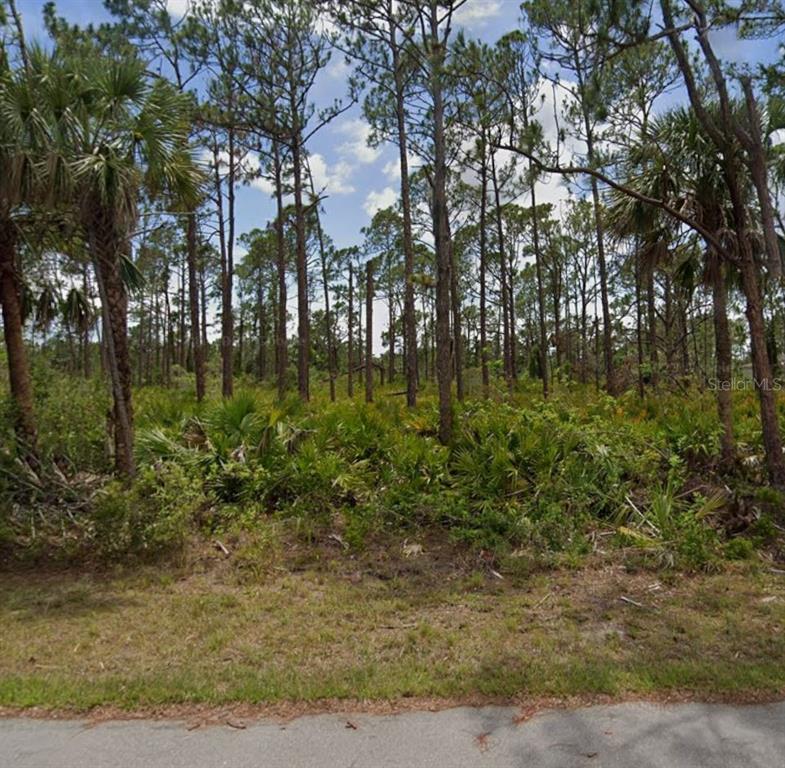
[2,560,784,712]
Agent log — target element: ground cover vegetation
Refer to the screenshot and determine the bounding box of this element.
[2,0,785,709]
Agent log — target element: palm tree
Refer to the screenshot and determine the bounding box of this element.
[49,52,201,477]
[0,46,55,461]
[611,105,767,468]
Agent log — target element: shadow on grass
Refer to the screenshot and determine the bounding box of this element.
[0,577,139,621]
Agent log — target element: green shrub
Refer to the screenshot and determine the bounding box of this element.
[724,537,755,561]
[617,481,723,569]
[4,379,776,567]
[90,463,203,558]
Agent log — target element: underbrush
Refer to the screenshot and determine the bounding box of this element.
[1,375,782,570]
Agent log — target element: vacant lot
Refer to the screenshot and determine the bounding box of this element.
[2,555,784,713]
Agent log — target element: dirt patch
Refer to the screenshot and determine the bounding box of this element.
[3,689,785,727]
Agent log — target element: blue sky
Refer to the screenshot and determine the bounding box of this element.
[13,0,782,348]
[14,0,781,255]
[14,0,523,256]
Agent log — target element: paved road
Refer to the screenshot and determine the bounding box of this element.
[2,701,785,767]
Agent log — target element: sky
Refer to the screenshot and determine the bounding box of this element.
[12,0,783,348]
[14,0,523,256]
[13,0,782,242]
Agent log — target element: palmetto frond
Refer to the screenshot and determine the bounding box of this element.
[120,253,145,294]
[61,286,94,332]
[34,285,59,331]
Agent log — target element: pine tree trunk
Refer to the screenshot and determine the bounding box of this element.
[290,112,310,402]
[646,265,659,389]
[389,9,418,408]
[447,217,464,401]
[739,243,785,486]
[81,266,92,379]
[508,248,518,384]
[664,273,674,375]
[365,260,373,403]
[430,8,453,443]
[178,257,186,369]
[186,214,205,402]
[273,140,288,401]
[490,150,511,390]
[478,142,490,396]
[530,170,549,398]
[348,261,354,398]
[237,306,244,375]
[313,202,336,402]
[214,140,233,399]
[634,241,644,399]
[387,275,395,384]
[551,266,561,370]
[740,78,782,281]
[257,278,268,381]
[581,117,615,393]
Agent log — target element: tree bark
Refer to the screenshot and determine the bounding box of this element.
[429,6,453,443]
[273,140,288,401]
[313,201,336,401]
[739,242,785,485]
[348,261,354,397]
[634,240,644,399]
[387,266,395,384]
[588,172,615,394]
[530,175,549,398]
[661,0,784,484]
[0,226,38,458]
[478,139,490,396]
[389,4,418,408]
[290,101,310,402]
[490,149,511,390]
[365,259,374,403]
[214,140,234,399]
[740,78,782,281]
[447,216,464,401]
[186,214,205,401]
[89,210,134,479]
[711,259,734,466]
[646,263,659,389]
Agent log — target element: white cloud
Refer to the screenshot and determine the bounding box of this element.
[337,118,381,165]
[505,78,581,214]
[250,172,275,197]
[364,187,398,217]
[310,154,355,194]
[166,0,191,18]
[326,55,352,81]
[246,118,381,199]
[249,152,355,197]
[383,159,401,180]
[382,151,422,181]
[453,0,503,27]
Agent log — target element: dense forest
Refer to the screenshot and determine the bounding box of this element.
[1,0,785,570]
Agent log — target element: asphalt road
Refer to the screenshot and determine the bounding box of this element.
[2,701,785,767]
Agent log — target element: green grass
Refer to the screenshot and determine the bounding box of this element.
[2,563,784,711]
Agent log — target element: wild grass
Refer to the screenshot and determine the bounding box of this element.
[1,564,783,709]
